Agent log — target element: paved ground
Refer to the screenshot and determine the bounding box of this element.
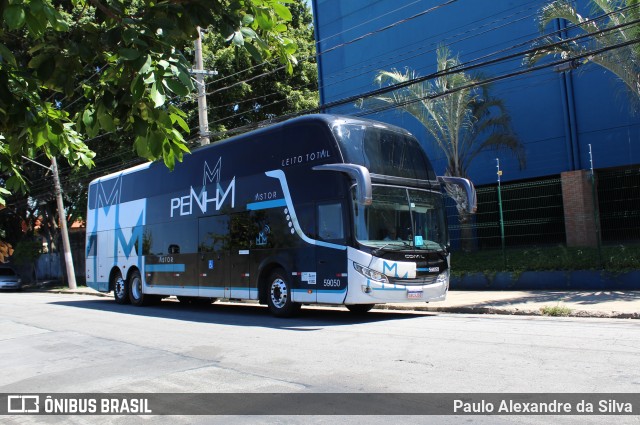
[31,283,640,319]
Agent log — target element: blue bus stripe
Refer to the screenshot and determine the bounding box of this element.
[246,198,287,210]
[146,264,186,273]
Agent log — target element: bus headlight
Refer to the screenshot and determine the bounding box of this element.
[353,262,389,284]
[435,269,449,286]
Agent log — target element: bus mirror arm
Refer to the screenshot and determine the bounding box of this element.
[313,164,373,205]
[437,176,478,214]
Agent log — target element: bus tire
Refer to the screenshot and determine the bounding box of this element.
[178,296,216,305]
[346,304,375,314]
[128,269,156,306]
[112,270,129,305]
[267,268,301,317]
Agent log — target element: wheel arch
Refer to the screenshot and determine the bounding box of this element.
[108,266,123,292]
[125,266,142,283]
[257,260,288,305]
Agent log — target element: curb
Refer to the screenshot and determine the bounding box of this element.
[30,288,640,320]
[373,304,640,319]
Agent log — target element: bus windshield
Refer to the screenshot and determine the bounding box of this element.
[332,123,436,181]
[352,185,448,251]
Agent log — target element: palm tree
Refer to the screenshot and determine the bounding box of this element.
[526,0,640,100]
[357,46,525,251]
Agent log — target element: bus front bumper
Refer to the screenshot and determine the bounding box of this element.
[344,270,449,305]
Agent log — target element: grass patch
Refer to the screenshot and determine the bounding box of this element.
[540,305,572,317]
[450,244,640,277]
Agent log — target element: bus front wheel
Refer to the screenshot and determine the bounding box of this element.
[346,304,375,314]
[112,270,129,305]
[267,269,301,317]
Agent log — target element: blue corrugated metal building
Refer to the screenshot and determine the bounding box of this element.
[311,0,640,186]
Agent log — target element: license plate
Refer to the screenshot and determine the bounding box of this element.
[407,290,423,299]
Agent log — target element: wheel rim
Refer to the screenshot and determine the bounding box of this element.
[270,278,288,309]
[131,275,142,301]
[114,276,126,300]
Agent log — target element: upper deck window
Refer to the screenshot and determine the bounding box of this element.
[332,123,436,180]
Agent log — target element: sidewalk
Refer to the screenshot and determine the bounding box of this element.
[34,284,640,319]
[380,290,640,319]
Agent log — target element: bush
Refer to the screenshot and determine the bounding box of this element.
[450,244,640,276]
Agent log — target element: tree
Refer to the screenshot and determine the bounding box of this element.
[197,0,317,137]
[526,0,640,101]
[0,0,299,205]
[357,46,526,251]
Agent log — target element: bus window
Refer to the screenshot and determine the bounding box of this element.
[230,212,255,250]
[143,221,197,255]
[198,216,229,253]
[296,203,316,239]
[318,202,345,242]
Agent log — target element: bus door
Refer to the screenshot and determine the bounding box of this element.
[316,201,349,304]
[198,215,229,299]
[228,213,253,299]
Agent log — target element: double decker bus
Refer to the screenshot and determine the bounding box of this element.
[85,114,476,316]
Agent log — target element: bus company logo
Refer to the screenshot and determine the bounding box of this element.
[8,395,40,413]
[382,261,409,279]
[94,173,123,208]
[170,158,236,217]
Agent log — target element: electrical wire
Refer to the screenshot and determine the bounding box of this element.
[13,1,640,193]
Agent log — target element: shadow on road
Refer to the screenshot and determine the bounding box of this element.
[51,298,434,329]
[456,290,640,309]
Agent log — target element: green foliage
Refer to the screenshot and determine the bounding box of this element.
[526,0,640,104]
[359,46,525,181]
[0,0,298,205]
[450,244,640,276]
[200,1,317,136]
[11,239,42,265]
[540,305,572,316]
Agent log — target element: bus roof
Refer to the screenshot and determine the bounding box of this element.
[89,114,415,185]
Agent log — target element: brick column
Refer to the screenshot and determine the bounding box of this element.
[561,170,598,247]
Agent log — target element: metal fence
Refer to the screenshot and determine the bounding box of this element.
[447,176,566,250]
[448,167,640,251]
[597,167,640,243]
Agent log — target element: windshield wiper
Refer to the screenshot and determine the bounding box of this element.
[373,241,412,256]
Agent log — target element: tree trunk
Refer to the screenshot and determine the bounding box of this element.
[459,210,476,252]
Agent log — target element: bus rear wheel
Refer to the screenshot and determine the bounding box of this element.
[112,270,129,305]
[129,270,157,306]
[346,304,375,314]
[267,269,301,317]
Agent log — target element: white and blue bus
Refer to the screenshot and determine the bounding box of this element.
[85,114,476,316]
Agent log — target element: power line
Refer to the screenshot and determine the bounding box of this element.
[354,36,640,119]
[317,1,640,101]
[19,2,640,190]
[198,14,640,141]
[189,0,460,102]
[197,0,636,111]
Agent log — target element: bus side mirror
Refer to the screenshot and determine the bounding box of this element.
[437,176,477,214]
[313,163,373,206]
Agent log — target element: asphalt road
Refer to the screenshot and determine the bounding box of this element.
[1,292,639,424]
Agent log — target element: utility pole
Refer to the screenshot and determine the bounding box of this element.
[51,157,77,289]
[588,144,603,268]
[22,155,77,289]
[496,158,506,269]
[194,26,210,146]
